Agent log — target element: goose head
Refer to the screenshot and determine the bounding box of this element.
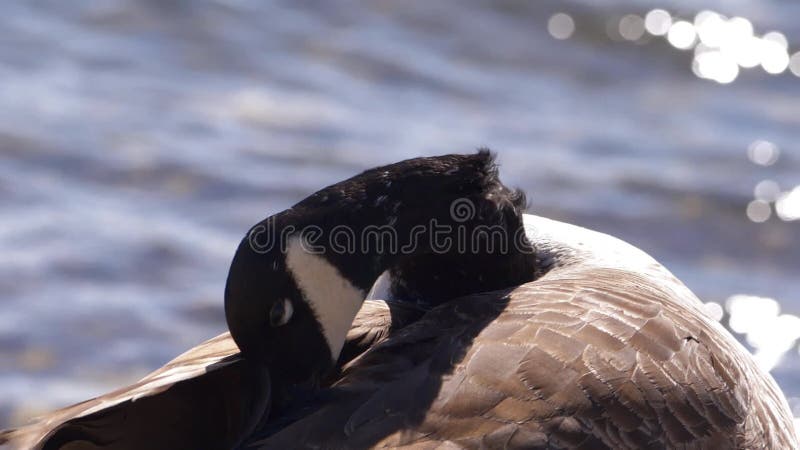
[224,151,535,385]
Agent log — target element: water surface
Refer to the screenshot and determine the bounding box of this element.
[1,0,798,427]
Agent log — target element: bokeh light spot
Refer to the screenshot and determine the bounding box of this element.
[727,295,779,334]
[703,302,724,322]
[790,52,800,77]
[548,13,575,40]
[693,50,739,83]
[733,36,763,69]
[645,9,672,36]
[667,21,696,50]
[695,11,727,48]
[760,39,790,74]
[763,31,789,49]
[727,17,754,40]
[646,9,797,82]
[754,180,781,202]
[746,200,771,223]
[747,140,780,166]
[776,187,800,221]
[725,295,800,371]
[619,14,645,41]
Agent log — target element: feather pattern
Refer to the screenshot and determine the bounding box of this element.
[0,300,422,450]
[251,266,796,449]
[0,333,268,450]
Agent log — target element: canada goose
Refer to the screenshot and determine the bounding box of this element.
[1,152,797,449]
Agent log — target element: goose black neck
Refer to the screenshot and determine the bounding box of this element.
[251,151,535,294]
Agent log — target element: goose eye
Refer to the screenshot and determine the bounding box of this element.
[269,298,293,327]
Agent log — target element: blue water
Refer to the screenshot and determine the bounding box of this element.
[1,0,798,427]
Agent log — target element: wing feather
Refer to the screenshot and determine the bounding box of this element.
[0,333,268,450]
[254,267,797,449]
[0,300,408,450]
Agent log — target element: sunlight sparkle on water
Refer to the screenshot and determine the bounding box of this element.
[762,31,789,50]
[703,301,724,322]
[644,9,671,36]
[744,143,792,222]
[693,48,739,84]
[695,11,727,48]
[776,186,800,221]
[548,13,575,40]
[667,21,696,50]
[746,200,771,223]
[761,39,791,74]
[727,295,778,335]
[791,52,800,76]
[716,17,759,69]
[726,295,800,371]
[619,14,645,41]
[764,31,789,50]
[747,140,780,166]
[645,9,797,82]
[754,180,781,202]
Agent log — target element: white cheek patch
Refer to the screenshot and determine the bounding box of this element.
[285,237,365,361]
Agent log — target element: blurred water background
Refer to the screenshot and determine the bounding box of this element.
[1,0,799,429]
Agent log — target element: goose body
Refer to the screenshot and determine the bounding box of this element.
[249,214,797,449]
[1,153,797,449]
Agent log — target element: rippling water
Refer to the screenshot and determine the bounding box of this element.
[1,0,799,427]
